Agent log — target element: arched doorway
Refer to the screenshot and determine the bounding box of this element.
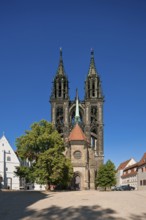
[73,172,81,190]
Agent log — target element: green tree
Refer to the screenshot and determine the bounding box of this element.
[15,166,35,183]
[15,120,73,189]
[34,148,73,190]
[95,160,116,191]
[16,120,64,161]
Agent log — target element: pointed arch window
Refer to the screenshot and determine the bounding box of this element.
[92,81,95,97]
[54,83,57,98]
[63,81,66,98]
[91,106,97,124]
[88,80,90,97]
[58,81,62,97]
[91,126,97,149]
[56,107,64,125]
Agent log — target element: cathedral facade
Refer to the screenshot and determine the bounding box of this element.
[50,49,104,189]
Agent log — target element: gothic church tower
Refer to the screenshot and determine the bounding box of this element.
[50,49,104,189]
[50,48,70,141]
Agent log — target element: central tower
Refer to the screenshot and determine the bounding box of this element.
[50,49,104,189]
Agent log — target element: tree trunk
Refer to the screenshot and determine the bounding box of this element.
[46,182,51,191]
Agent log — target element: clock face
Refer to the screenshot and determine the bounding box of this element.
[74,151,82,159]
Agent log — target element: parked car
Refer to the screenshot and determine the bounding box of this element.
[117,185,135,191]
[111,186,123,191]
[129,186,135,190]
[112,185,135,191]
[121,185,135,191]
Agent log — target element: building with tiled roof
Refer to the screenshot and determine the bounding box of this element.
[121,162,138,189]
[117,153,146,190]
[116,158,136,187]
[138,153,146,190]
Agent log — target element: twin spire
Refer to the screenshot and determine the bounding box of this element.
[54,48,102,100]
[56,48,98,77]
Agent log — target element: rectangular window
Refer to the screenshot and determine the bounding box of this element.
[140,180,143,186]
[7,156,11,161]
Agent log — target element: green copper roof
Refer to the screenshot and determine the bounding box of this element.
[75,89,80,123]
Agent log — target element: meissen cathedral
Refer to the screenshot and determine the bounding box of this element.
[50,49,104,189]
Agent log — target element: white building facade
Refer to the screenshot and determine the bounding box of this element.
[116,158,136,186]
[0,135,20,190]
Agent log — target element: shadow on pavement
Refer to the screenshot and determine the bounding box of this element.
[130,213,146,220]
[0,191,49,220]
[24,206,146,220]
[23,205,125,220]
[0,191,146,220]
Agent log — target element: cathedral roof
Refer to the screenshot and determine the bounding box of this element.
[68,124,87,142]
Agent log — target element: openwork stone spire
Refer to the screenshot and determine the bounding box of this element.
[56,48,66,76]
[88,49,98,76]
[50,48,69,100]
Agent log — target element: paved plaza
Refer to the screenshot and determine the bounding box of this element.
[0,190,146,220]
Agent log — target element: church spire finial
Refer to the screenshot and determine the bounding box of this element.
[60,47,62,58]
[75,89,80,123]
[91,48,94,57]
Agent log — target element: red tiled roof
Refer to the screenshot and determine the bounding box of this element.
[117,159,131,171]
[68,124,87,142]
[124,162,139,171]
[138,152,146,166]
[121,170,137,178]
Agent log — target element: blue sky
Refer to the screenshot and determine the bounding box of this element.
[0,0,146,167]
